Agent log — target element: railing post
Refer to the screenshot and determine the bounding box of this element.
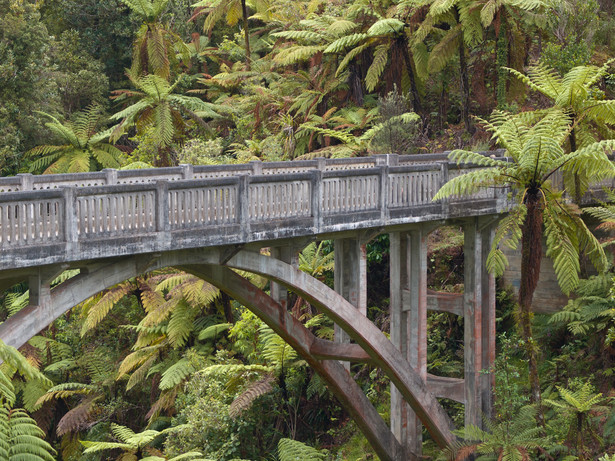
[439,161,450,216]
[180,164,194,180]
[311,169,322,232]
[237,174,250,240]
[62,187,78,244]
[250,160,262,175]
[315,157,326,171]
[103,169,118,185]
[17,173,33,191]
[155,181,169,232]
[375,154,399,166]
[379,165,389,222]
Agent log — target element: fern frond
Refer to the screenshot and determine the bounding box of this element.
[367,18,404,36]
[274,45,325,66]
[278,438,325,461]
[81,281,134,336]
[228,373,275,417]
[35,382,97,406]
[56,395,100,436]
[365,44,389,92]
[427,25,461,74]
[159,358,196,390]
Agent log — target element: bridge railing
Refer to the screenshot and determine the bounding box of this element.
[0,150,508,193]
[1,158,509,249]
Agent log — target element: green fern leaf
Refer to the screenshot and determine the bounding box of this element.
[365,44,389,92]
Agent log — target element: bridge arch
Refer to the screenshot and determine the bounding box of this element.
[0,246,457,459]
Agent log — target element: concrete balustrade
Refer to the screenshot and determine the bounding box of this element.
[0,155,516,271]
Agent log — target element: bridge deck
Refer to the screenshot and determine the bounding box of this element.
[1,150,611,272]
[0,153,512,271]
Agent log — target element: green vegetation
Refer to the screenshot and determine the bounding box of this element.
[4,0,615,458]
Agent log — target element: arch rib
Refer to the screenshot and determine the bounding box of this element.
[182,264,405,461]
[223,250,456,448]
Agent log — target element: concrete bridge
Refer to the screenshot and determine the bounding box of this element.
[0,151,546,459]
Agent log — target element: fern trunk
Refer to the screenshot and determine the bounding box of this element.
[518,190,544,425]
[577,412,585,460]
[457,17,472,134]
[399,37,423,115]
[241,0,251,70]
[569,128,582,203]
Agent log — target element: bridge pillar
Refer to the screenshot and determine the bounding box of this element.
[333,238,367,347]
[463,217,496,429]
[390,229,427,459]
[270,245,300,310]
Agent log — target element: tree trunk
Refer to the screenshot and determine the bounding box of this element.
[457,27,473,133]
[577,412,585,460]
[241,0,251,70]
[518,190,545,424]
[399,36,423,116]
[570,128,582,203]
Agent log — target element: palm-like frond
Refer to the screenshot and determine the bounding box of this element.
[28,106,121,174]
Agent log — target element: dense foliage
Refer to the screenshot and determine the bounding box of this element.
[4,0,615,458]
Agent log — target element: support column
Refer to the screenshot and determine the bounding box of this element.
[270,245,300,310]
[463,217,496,429]
[480,220,496,421]
[390,228,427,459]
[333,238,367,345]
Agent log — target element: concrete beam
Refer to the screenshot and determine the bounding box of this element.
[310,339,372,363]
[426,290,463,316]
[270,244,301,311]
[427,374,465,403]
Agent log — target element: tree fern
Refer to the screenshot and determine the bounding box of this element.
[434,103,615,413]
[27,105,122,174]
[545,381,609,455]
[0,343,56,460]
[443,405,544,460]
[277,438,326,461]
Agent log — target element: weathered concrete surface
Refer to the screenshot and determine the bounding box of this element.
[0,246,455,457]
